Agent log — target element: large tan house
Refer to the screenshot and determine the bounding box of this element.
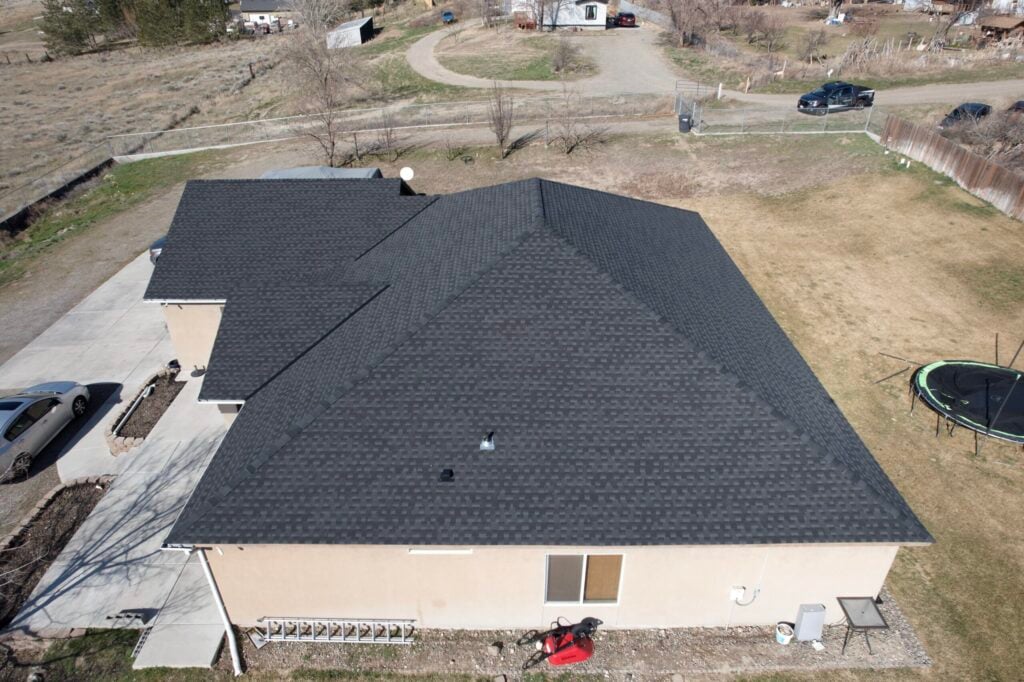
[145,176,930,634]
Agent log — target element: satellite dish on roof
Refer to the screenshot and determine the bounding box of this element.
[399,167,415,182]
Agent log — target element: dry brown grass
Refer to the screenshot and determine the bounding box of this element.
[0,130,1022,679]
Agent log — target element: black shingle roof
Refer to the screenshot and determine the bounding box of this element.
[154,178,931,547]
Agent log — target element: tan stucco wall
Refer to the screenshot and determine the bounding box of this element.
[162,303,223,373]
[207,543,900,629]
[217,403,242,426]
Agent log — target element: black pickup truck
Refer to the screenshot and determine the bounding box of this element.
[797,82,875,115]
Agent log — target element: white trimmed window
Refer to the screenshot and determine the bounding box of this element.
[545,554,622,604]
[585,5,598,20]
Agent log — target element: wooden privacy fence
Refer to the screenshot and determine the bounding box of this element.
[881,116,1024,222]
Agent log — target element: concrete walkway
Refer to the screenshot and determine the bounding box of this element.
[8,377,226,646]
[0,252,173,482]
[406,23,683,95]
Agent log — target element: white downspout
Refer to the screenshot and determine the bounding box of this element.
[196,547,244,677]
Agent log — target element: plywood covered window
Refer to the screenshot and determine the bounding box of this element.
[545,554,622,604]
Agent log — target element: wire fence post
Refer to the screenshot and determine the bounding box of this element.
[864,105,874,134]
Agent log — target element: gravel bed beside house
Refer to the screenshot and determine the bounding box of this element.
[213,587,927,679]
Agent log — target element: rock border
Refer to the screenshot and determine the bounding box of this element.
[104,368,179,456]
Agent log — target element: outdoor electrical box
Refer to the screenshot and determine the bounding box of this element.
[794,603,826,641]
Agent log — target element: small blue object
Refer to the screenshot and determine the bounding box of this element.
[442,10,456,23]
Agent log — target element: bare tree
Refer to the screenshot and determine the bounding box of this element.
[551,85,604,154]
[291,0,352,33]
[487,82,515,158]
[551,38,579,74]
[799,27,828,63]
[664,0,729,47]
[376,110,398,162]
[761,15,786,69]
[933,0,984,45]
[285,0,364,167]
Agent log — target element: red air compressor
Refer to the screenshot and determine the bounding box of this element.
[520,617,603,670]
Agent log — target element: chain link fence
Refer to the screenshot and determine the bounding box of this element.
[107,94,678,159]
[678,97,881,136]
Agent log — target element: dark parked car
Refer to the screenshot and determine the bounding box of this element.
[797,81,875,115]
[1007,100,1024,114]
[441,10,456,24]
[149,235,167,264]
[616,12,637,27]
[938,102,992,129]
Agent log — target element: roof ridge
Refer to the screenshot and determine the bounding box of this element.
[534,180,922,536]
[354,197,439,260]
[238,284,390,400]
[170,223,542,542]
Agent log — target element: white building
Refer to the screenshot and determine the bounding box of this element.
[511,0,609,29]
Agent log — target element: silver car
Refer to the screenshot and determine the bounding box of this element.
[0,382,90,482]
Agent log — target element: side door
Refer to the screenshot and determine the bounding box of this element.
[829,85,854,110]
[20,398,62,454]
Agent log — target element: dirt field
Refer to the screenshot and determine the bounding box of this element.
[0,1,468,204]
[0,128,1022,679]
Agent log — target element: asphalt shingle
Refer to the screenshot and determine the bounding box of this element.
[151,178,931,547]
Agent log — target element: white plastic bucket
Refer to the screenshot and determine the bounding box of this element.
[776,622,794,645]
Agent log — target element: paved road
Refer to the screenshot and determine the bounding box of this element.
[407,23,682,95]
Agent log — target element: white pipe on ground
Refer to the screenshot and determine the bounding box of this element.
[196,547,243,677]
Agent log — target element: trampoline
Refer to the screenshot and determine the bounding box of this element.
[912,360,1024,444]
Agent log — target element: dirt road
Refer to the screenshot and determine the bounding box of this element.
[408,23,1024,108]
[407,23,683,94]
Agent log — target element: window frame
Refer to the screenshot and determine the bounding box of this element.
[543,552,624,606]
[585,4,598,20]
[4,410,37,441]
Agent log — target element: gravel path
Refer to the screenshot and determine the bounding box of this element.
[220,588,929,680]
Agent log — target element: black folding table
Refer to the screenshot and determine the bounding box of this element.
[837,596,888,655]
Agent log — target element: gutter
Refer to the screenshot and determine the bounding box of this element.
[163,544,243,676]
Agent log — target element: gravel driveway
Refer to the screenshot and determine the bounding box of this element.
[406,23,684,95]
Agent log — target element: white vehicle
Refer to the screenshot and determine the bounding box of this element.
[0,382,90,482]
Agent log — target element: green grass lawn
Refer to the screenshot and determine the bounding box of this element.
[0,151,224,290]
[356,23,440,58]
[370,55,477,102]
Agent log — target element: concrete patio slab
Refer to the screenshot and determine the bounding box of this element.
[133,624,224,669]
[133,555,224,669]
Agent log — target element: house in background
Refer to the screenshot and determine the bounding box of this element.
[146,176,931,633]
[240,0,297,26]
[327,16,375,49]
[511,0,609,29]
[980,14,1024,39]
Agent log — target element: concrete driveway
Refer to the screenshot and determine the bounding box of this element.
[0,250,228,666]
[0,253,172,483]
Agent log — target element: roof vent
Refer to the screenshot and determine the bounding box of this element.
[439,468,455,482]
[479,431,495,451]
